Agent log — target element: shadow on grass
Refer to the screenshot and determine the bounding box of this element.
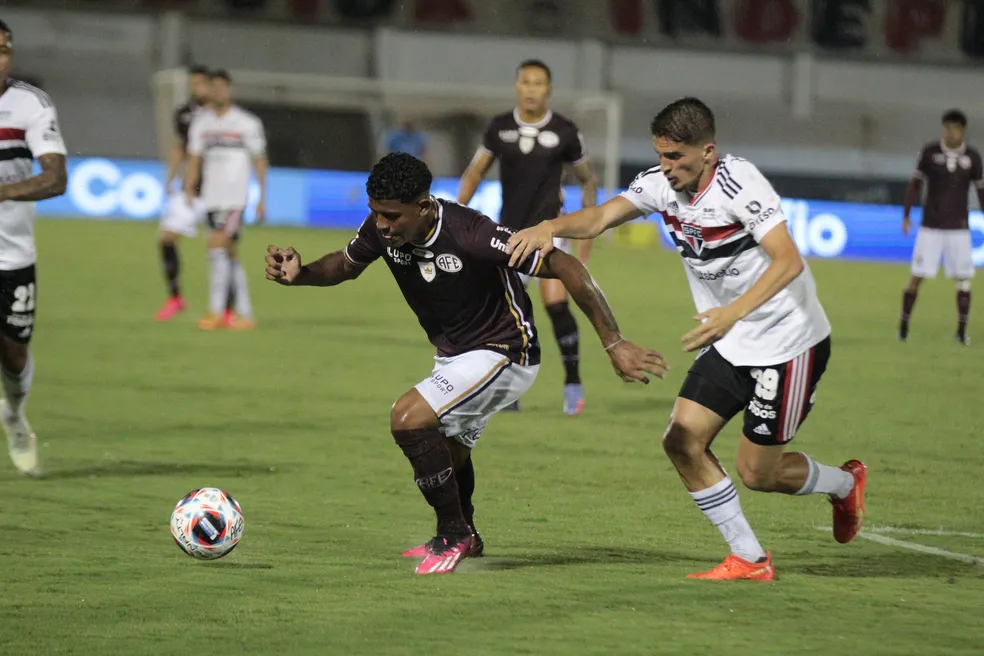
[470,546,699,571]
[786,551,984,579]
[34,460,278,481]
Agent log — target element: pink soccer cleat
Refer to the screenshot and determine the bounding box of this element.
[414,535,475,575]
[403,530,484,559]
[155,296,186,322]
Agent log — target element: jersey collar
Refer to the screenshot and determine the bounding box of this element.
[414,197,443,247]
[941,140,966,156]
[513,108,553,129]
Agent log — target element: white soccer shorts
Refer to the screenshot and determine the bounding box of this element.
[518,236,572,287]
[159,192,206,238]
[911,227,975,279]
[414,349,539,449]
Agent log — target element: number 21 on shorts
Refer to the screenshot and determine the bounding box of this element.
[11,283,36,313]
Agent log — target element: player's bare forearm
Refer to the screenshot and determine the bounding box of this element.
[903,178,922,218]
[457,170,482,205]
[573,160,598,210]
[253,157,269,202]
[165,143,184,188]
[296,250,365,287]
[0,154,67,201]
[457,150,494,205]
[538,250,621,346]
[183,155,202,196]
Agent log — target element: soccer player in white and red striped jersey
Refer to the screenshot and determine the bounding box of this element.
[0,21,68,476]
[507,98,867,581]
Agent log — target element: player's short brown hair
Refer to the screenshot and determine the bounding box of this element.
[650,97,716,146]
[516,59,551,83]
[0,20,12,41]
[366,152,433,204]
[210,69,232,83]
[942,109,967,127]
[189,65,209,77]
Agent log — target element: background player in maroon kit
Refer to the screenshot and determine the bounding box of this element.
[458,60,598,416]
[156,65,211,322]
[265,153,666,575]
[900,109,984,346]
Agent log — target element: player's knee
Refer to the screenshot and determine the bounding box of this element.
[661,421,706,463]
[736,460,777,492]
[907,276,924,292]
[0,339,28,374]
[159,231,179,246]
[957,279,972,292]
[389,390,439,434]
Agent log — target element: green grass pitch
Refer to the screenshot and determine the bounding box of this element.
[1,218,982,655]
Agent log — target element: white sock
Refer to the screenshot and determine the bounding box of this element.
[2,352,33,417]
[794,454,854,499]
[691,477,767,562]
[208,249,232,316]
[231,261,253,320]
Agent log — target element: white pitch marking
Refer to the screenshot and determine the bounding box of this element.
[859,533,984,567]
[865,526,984,539]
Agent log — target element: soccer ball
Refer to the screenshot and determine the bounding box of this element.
[169,487,244,560]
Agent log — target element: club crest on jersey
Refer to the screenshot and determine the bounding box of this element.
[682,223,704,254]
[418,261,436,282]
[436,253,463,273]
[537,131,560,149]
[518,126,538,154]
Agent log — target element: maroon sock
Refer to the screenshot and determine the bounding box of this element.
[900,290,918,337]
[392,429,470,536]
[958,290,971,338]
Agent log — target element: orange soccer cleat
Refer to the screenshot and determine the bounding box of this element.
[197,313,224,331]
[226,316,256,331]
[687,553,775,581]
[831,459,867,544]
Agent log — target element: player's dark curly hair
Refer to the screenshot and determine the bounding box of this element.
[942,109,967,127]
[650,97,716,146]
[0,20,12,40]
[366,152,433,203]
[189,64,209,76]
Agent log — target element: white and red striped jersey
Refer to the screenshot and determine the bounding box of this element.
[0,81,67,270]
[187,105,265,211]
[620,154,830,367]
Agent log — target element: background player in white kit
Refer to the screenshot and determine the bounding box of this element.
[183,70,267,330]
[507,98,867,581]
[0,21,68,476]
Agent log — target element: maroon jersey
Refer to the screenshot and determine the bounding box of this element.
[343,200,543,366]
[914,141,984,230]
[481,109,587,230]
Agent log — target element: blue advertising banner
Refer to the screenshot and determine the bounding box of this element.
[36,157,984,267]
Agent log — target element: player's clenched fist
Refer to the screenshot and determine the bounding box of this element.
[265,244,302,285]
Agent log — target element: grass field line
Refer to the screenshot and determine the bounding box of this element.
[858,533,984,567]
[812,526,984,566]
[865,526,984,539]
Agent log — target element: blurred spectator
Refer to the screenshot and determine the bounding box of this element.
[384,121,427,159]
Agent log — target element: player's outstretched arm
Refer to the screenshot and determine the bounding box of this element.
[265,245,366,287]
[537,249,668,384]
[681,225,804,352]
[506,195,643,268]
[0,153,66,202]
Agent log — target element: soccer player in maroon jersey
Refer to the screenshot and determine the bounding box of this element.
[458,60,599,416]
[156,65,211,323]
[901,109,984,346]
[265,153,666,575]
